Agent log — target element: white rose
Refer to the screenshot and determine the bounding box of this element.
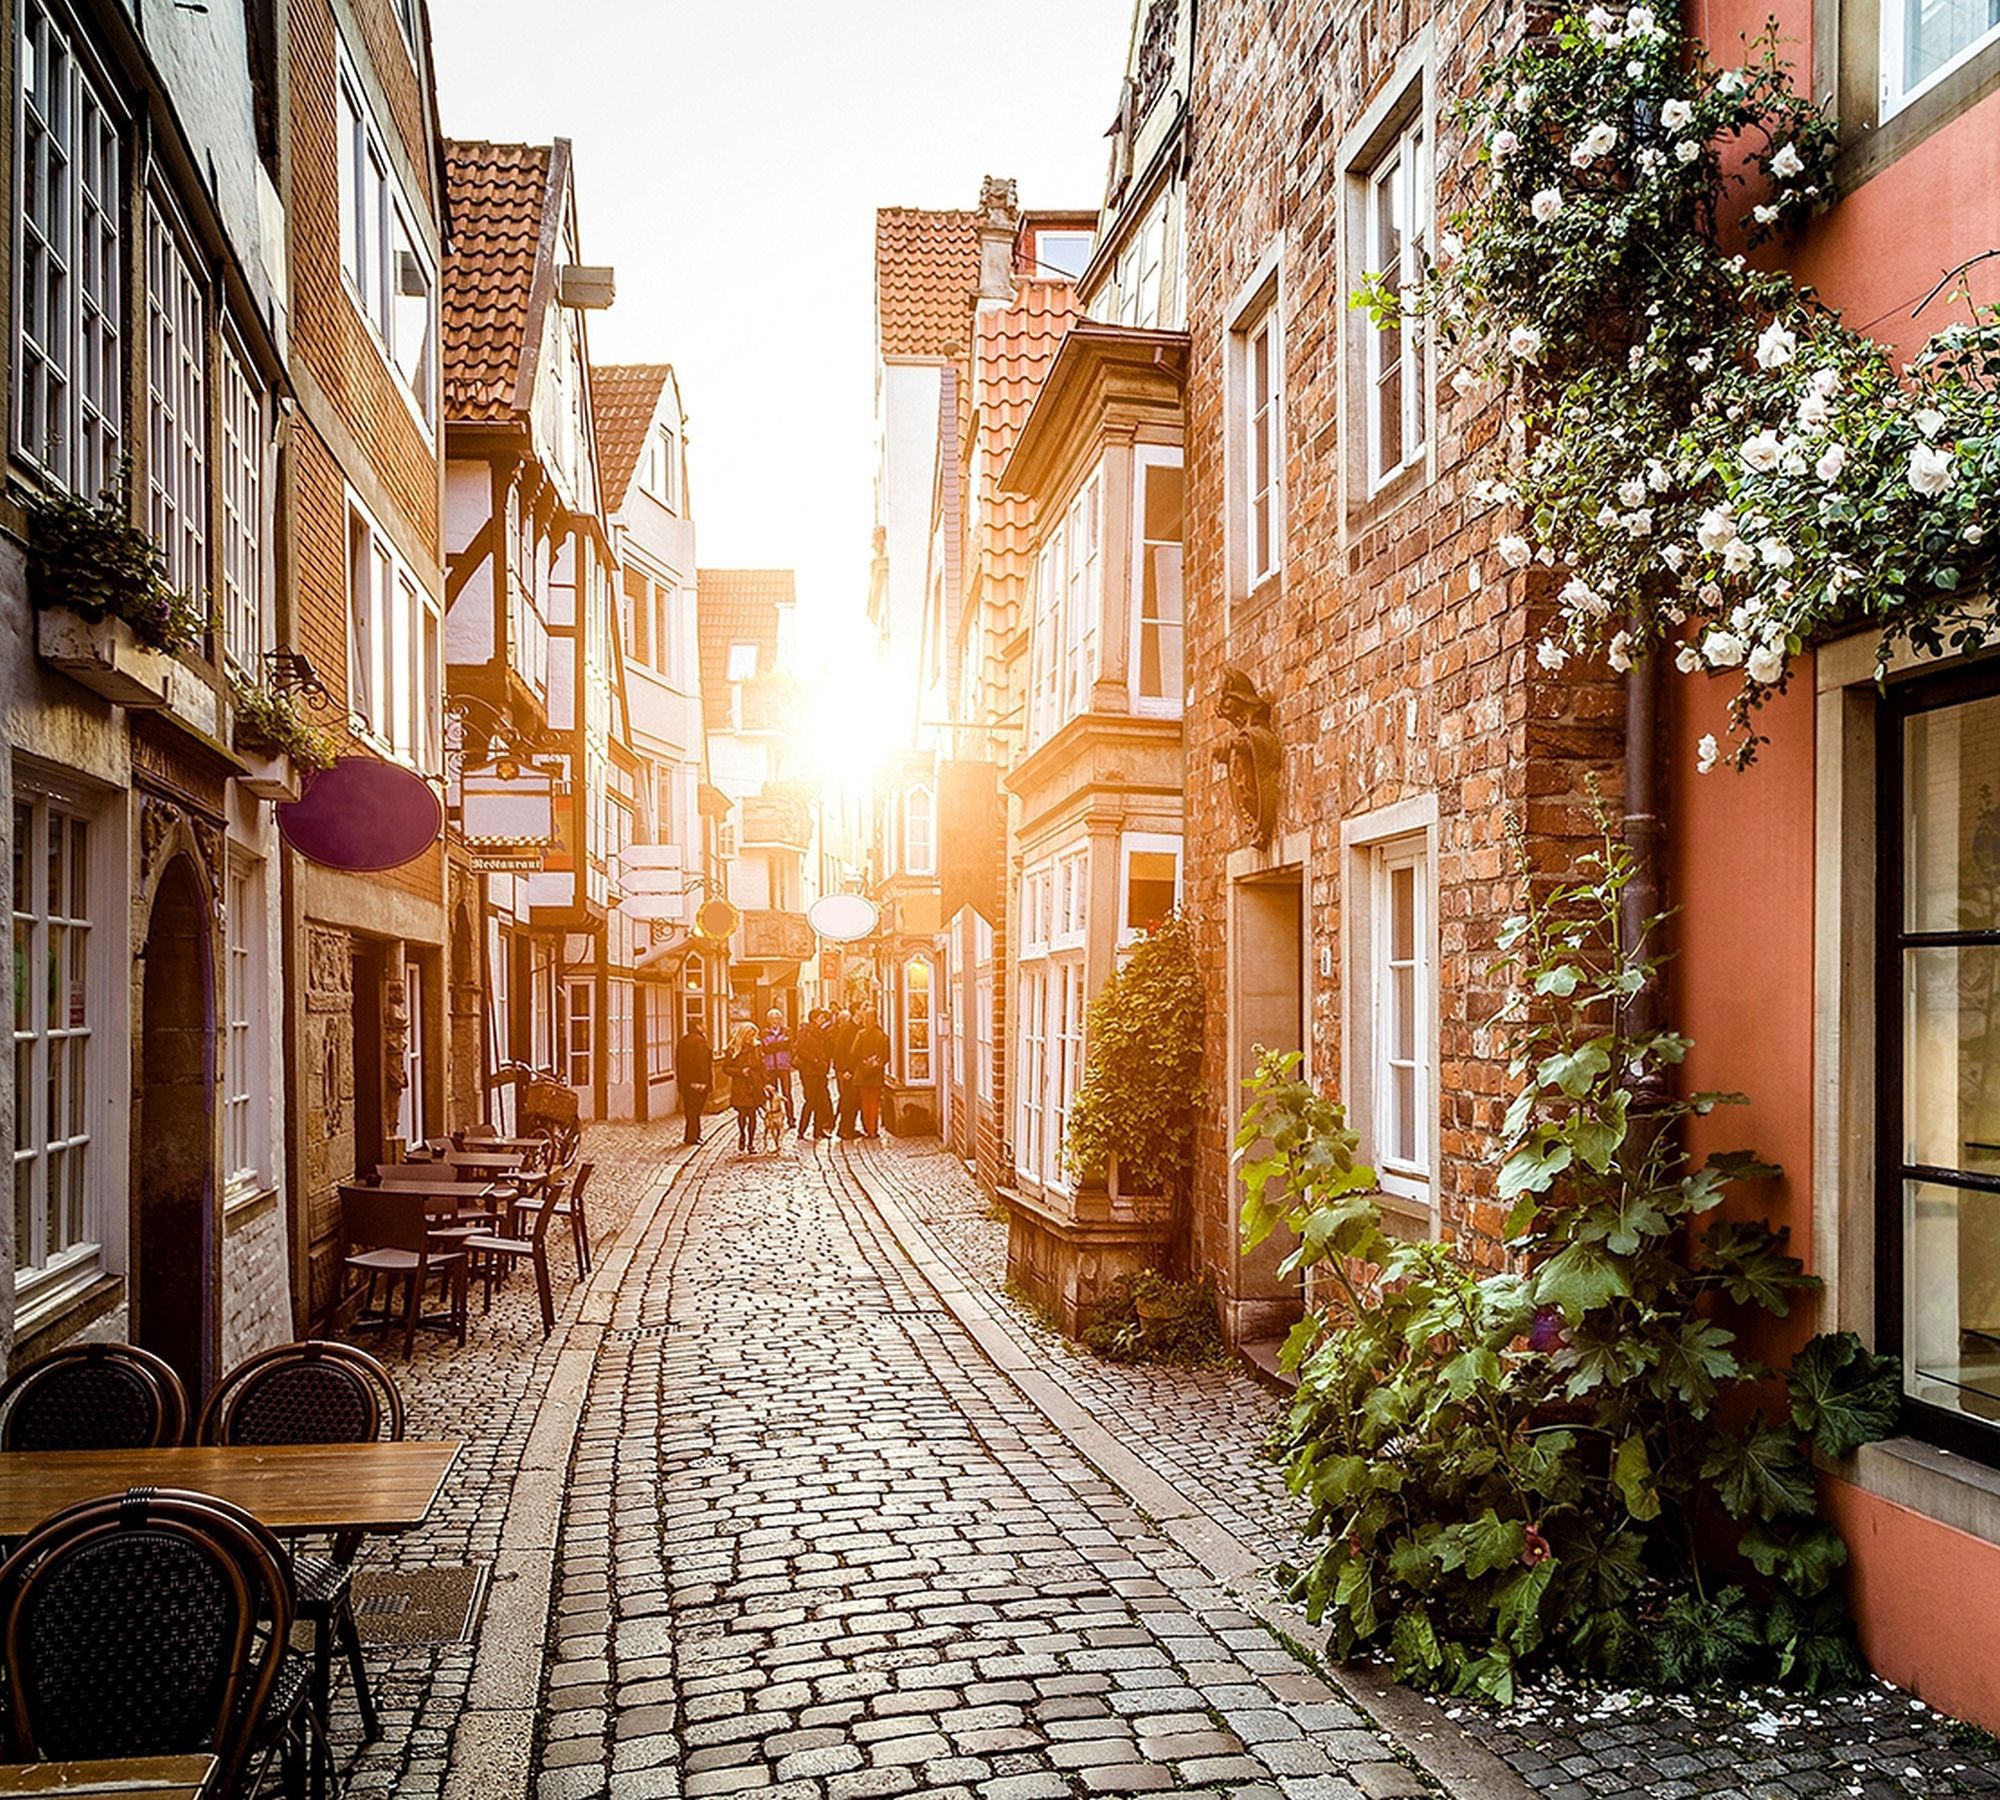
[1508,324,1544,360]
[1755,321,1797,369]
[1723,538,1757,574]
[1675,642,1703,674]
[1676,140,1701,164]
[1916,407,1946,439]
[1625,5,1659,33]
[1796,392,1830,431]
[1704,630,1747,668]
[1966,524,1986,545]
[1491,129,1521,161]
[1536,639,1570,671]
[1531,187,1564,223]
[1660,543,1687,571]
[1718,68,1748,95]
[1561,576,1611,617]
[1582,122,1618,156]
[1497,533,1534,568]
[1435,230,1464,269]
[1699,582,1724,606]
[1909,441,1955,497]
[1696,507,1737,552]
[1514,83,1539,110]
[1627,59,1647,77]
[1618,477,1649,508]
[1660,98,1694,130]
[1740,432,1784,473]
[1597,503,1621,530]
[1752,204,1780,226]
[1747,643,1786,685]
[1637,148,1665,174]
[1816,442,1847,483]
[1770,142,1805,179]
[1688,347,1715,373]
[1451,366,1480,395]
[1697,734,1720,774]
[1758,538,1794,569]
[1623,509,1654,538]
[1645,458,1672,492]
[1608,630,1634,673]
[1812,366,1840,397]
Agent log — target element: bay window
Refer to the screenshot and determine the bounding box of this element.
[13,0,123,498]
[146,201,208,608]
[1016,848,1088,1193]
[1027,472,1104,746]
[1132,449,1185,714]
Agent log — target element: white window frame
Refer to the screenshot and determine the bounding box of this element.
[12,0,123,499]
[566,980,594,1090]
[396,960,426,1146]
[1120,833,1183,943]
[335,45,435,430]
[974,913,995,1105]
[1061,473,1102,724]
[223,857,268,1197]
[218,335,268,676]
[902,955,933,1083]
[1131,447,1186,717]
[10,776,104,1313]
[1227,254,1285,598]
[643,422,679,511]
[903,785,936,877]
[1363,112,1431,490]
[346,494,442,771]
[1035,229,1094,282]
[608,979,633,1089]
[146,197,209,613]
[1882,0,2000,116]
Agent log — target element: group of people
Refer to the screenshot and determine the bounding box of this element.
[672,1003,894,1153]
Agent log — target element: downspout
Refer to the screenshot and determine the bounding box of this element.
[1622,629,1670,1098]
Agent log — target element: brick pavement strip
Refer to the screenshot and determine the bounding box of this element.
[526,1124,1448,1799]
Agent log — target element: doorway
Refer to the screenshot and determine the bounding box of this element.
[1230,868,1307,1340]
[134,855,218,1400]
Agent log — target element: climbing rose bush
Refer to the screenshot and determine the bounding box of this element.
[1409,4,2000,766]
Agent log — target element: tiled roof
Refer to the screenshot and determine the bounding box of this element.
[443,141,554,423]
[875,208,982,359]
[696,569,794,734]
[973,281,1081,602]
[594,363,672,513]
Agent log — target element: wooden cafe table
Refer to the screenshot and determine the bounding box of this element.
[0,1756,218,1796]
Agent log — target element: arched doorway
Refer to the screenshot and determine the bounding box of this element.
[134,855,218,1399]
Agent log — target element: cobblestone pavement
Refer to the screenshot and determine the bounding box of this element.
[531,1127,1441,1800]
[842,1135,2000,1800]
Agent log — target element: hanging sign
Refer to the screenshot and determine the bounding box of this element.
[806,892,879,943]
[278,758,443,872]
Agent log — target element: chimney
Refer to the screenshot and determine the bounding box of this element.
[975,175,1019,312]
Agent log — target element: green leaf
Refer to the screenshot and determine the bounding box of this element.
[1740,1520,1849,1596]
[1701,1218,1815,1315]
[1701,1417,1818,1520]
[1499,1137,1572,1201]
[1533,964,1582,997]
[1494,1560,1555,1654]
[1786,1331,1901,1459]
[1538,1040,1612,1099]
[1650,1317,1741,1409]
[1533,1241,1632,1321]
[1439,1347,1503,1401]
[1389,1607,1443,1679]
[1613,1433,1661,1521]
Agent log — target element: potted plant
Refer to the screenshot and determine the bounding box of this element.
[229,676,339,802]
[26,471,202,708]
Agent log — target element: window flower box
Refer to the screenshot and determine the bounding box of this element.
[235,745,302,804]
[35,609,173,709]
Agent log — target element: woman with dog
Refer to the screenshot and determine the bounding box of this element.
[723,1024,768,1154]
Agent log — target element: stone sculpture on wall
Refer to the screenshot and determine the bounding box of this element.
[1215,666,1281,850]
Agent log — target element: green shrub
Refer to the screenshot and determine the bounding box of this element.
[1237,819,1899,1702]
[1082,1270,1229,1367]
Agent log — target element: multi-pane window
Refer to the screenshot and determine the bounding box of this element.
[1122,835,1181,939]
[14,0,122,498]
[146,203,208,608]
[11,783,98,1300]
[1028,474,1104,745]
[681,959,706,1042]
[347,499,442,770]
[1236,298,1283,588]
[336,51,435,425]
[1370,838,1433,1211]
[1112,207,1166,328]
[903,957,933,1083]
[1016,964,1047,1179]
[608,980,633,1089]
[1132,450,1185,713]
[1365,115,1431,487]
[219,340,266,674]
[223,861,267,1193]
[565,981,594,1089]
[1884,0,2000,112]
[974,914,995,1105]
[396,961,425,1145]
[904,786,935,877]
[1016,851,1088,1193]
[642,424,679,511]
[1882,676,2000,1444]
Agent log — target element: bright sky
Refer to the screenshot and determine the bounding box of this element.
[429,0,1131,670]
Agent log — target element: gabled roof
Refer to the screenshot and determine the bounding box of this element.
[696,569,794,734]
[875,207,982,359]
[973,281,1082,591]
[443,140,561,424]
[594,363,674,513]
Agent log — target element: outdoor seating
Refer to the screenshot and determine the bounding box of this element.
[0,1344,189,1452]
[513,1161,594,1280]
[196,1343,406,1774]
[369,1165,507,1246]
[460,1168,569,1337]
[0,1487,310,1796]
[338,1186,468,1359]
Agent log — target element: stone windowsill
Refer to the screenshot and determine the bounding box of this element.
[12,1272,125,1366]
[223,1182,280,1232]
[1828,1435,2000,1549]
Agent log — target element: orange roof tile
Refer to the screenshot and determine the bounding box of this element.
[593,363,673,514]
[875,207,982,359]
[697,569,794,734]
[973,281,1081,597]
[443,141,555,424]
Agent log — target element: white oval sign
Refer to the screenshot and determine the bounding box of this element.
[807,892,880,943]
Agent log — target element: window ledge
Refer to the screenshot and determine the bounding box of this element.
[224,1183,279,1231]
[12,1272,125,1366]
[1826,1434,2000,1549]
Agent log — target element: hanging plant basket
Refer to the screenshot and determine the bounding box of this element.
[235,744,302,804]
[35,609,173,709]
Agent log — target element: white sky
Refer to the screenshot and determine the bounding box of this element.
[428,0,1132,663]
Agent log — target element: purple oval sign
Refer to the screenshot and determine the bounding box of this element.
[278,757,443,872]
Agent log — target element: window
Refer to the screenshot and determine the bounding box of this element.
[146,202,208,612]
[642,423,679,511]
[1016,853,1087,1192]
[390,0,420,52]
[1353,832,1434,1217]
[11,779,100,1306]
[1883,0,2000,113]
[1132,450,1185,713]
[347,498,441,769]
[1364,115,1431,487]
[1231,284,1284,592]
[565,980,594,1089]
[1113,206,1166,328]
[223,860,267,1194]
[1028,472,1104,746]
[608,980,633,1089]
[681,958,707,1042]
[727,642,758,682]
[974,913,995,1105]
[336,50,434,425]
[1122,835,1182,939]
[219,340,266,674]
[1035,230,1094,282]
[13,0,122,498]
[903,956,933,1082]
[396,961,426,1145]
[904,786,936,877]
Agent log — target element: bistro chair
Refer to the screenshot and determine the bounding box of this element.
[339,1185,469,1359]
[371,1163,507,1246]
[460,1171,565,1337]
[0,1341,190,1451]
[197,1342,405,1763]
[513,1160,594,1280]
[0,1486,312,1796]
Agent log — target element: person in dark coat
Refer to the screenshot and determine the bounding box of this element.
[794,1008,835,1141]
[831,1003,863,1137]
[761,1008,796,1128]
[853,1010,892,1139]
[674,1018,713,1145]
[724,1024,768,1153]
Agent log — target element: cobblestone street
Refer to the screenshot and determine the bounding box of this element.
[327,1125,2000,1800]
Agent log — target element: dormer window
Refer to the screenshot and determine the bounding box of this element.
[726,642,757,683]
[642,422,679,512]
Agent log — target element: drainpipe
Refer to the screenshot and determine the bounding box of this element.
[1622,631,1670,1104]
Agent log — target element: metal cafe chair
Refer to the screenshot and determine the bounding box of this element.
[460,1173,564,1337]
[338,1185,469,1358]
[0,1341,190,1451]
[0,1486,314,1796]
[197,1341,407,1756]
[509,1159,594,1280]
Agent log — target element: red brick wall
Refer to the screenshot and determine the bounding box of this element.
[1182,0,1624,1292]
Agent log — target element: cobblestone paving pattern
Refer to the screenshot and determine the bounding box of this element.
[325,1123,685,1797]
[532,1128,1441,1800]
[846,1135,2000,1800]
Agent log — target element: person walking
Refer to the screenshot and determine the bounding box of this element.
[853,1008,891,1140]
[831,1002,863,1139]
[674,1017,712,1145]
[761,1008,796,1128]
[724,1024,767,1154]
[795,1008,835,1140]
